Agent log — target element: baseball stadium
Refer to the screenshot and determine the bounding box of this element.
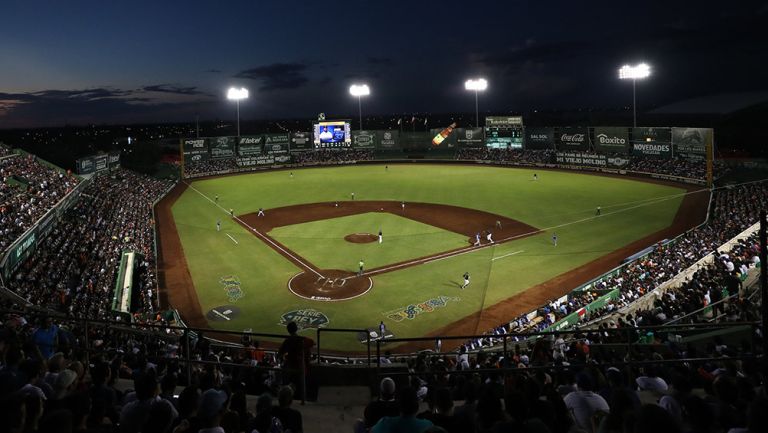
[1,2,767,431]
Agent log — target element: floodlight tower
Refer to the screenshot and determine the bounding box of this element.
[227,87,249,137]
[349,84,370,130]
[618,63,651,127]
[464,78,488,127]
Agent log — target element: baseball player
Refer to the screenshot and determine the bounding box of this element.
[596,206,601,216]
[290,172,294,178]
[216,219,221,232]
[257,208,265,217]
[378,229,383,244]
[401,201,405,211]
[533,173,538,181]
[351,192,355,200]
[334,201,339,208]
[552,232,558,247]
[358,259,365,276]
[385,165,388,172]
[215,194,219,203]
[495,220,502,230]
[474,232,481,246]
[461,272,470,289]
[379,321,386,338]
[486,231,494,244]
[229,208,234,217]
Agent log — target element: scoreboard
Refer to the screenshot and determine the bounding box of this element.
[485,116,523,149]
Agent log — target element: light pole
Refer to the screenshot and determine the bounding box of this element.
[618,63,650,127]
[464,78,488,127]
[227,87,249,137]
[349,84,370,130]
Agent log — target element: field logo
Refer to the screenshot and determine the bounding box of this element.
[384,295,460,322]
[279,309,329,331]
[219,275,244,302]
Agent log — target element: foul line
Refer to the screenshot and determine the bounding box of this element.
[492,250,525,261]
[347,188,707,279]
[185,182,324,278]
[226,233,239,244]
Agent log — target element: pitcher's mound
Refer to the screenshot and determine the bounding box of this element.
[288,269,373,301]
[344,233,378,243]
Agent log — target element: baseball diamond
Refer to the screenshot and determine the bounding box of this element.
[156,163,708,352]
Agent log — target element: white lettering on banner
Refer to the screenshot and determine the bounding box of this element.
[185,139,206,148]
[634,144,670,152]
[560,133,585,142]
[239,137,260,144]
[596,134,626,145]
[530,134,548,140]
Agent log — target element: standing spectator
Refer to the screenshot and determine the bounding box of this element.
[32,317,58,359]
[277,322,314,400]
[358,377,399,432]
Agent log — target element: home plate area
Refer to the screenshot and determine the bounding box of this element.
[288,269,373,301]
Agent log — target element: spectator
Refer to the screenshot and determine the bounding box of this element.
[272,385,302,433]
[372,387,433,433]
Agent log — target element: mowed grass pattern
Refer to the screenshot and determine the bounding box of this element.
[269,213,468,271]
[171,165,687,351]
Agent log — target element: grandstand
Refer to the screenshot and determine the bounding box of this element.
[0,136,764,433]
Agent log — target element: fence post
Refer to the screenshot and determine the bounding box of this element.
[184,329,191,386]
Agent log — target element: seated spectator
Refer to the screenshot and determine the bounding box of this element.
[372,387,433,433]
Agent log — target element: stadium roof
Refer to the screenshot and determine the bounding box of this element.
[649,92,768,115]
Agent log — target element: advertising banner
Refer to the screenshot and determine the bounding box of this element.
[377,130,400,149]
[672,127,712,157]
[76,157,96,175]
[556,151,607,167]
[351,130,377,149]
[209,137,236,159]
[524,127,555,149]
[593,127,629,154]
[486,116,523,127]
[94,154,108,171]
[631,127,672,159]
[290,132,312,151]
[108,151,121,168]
[556,128,589,151]
[454,128,483,148]
[237,136,263,156]
[182,138,209,163]
[428,127,452,149]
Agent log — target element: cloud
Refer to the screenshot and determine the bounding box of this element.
[367,56,392,65]
[205,69,222,73]
[233,63,310,91]
[0,86,217,128]
[142,84,211,96]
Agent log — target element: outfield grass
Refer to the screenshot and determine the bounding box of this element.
[170,164,687,351]
[269,212,468,271]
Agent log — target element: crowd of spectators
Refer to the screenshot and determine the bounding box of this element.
[184,159,239,177]
[626,157,706,180]
[1,151,80,251]
[461,181,766,353]
[0,311,312,433]
[292,149,374,165]
[7,169,173,321]
[456,148,556,165]
[0,142,13,157]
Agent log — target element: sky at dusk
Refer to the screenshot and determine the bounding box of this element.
[1,0,767,128]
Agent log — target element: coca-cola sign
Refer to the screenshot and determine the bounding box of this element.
[556,128,589,150]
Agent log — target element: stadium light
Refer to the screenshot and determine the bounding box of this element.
[618,63,650,127]
[227,87,249,137]
[464,78,488,127]
[349,84,370,131]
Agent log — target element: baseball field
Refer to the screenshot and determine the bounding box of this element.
[156,164,709,352]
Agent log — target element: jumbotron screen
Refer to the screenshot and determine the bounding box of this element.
[313,121,351,148]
